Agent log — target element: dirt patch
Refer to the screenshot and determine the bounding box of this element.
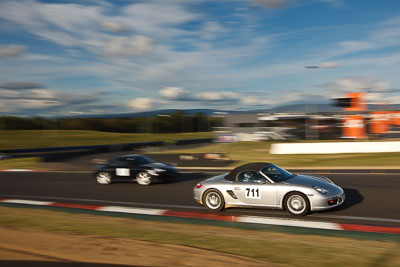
[0,227,271,267]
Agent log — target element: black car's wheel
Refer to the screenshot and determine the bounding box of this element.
[96,171,112,185]
[203,189,225,212]
[284,192,310,216]
[136,171,152,186]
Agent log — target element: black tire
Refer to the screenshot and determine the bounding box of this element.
[202,189,225,212]
[284,192,310,216]
[96,171,112,185]
[136,171,152,186]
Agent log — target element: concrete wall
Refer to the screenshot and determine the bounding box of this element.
[270,141,400,154]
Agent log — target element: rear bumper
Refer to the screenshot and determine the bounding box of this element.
[193,196,202,204]
[193,187,203,204]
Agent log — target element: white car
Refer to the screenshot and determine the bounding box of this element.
[194,162,344,216]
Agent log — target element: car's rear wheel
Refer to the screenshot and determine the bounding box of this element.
[96,171,112,185]
[136,171,152,186]
[284,192,310,216]
[203,189,224,212]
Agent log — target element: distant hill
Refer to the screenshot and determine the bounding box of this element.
[55,103,400,119]
[55,109,256,119]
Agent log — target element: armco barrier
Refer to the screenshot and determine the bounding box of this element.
[270,141,400,154]
[0,138,213,155]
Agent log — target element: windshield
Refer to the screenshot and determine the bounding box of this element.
[261,164,294,182]
[127,156,154,165]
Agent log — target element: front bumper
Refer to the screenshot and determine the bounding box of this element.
[311,192,345,211]
[150,170,180,181]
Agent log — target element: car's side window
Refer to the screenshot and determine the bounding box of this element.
[237,170,265,183]
[126,158,139,166]
[263,166,281,180]
[109,158,126,166]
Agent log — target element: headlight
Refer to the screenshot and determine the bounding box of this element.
[313,185,328,194]
[147,170,157,175]
[154,168,166,172]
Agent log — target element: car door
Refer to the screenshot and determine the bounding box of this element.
[115,166,131,180]
[112,158,133,181]
[233,170,278,206]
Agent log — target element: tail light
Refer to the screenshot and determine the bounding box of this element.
[195,183,203,189]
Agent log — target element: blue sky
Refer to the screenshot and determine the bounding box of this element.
[1,0,400,116]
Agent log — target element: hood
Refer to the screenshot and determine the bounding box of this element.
[144,162,177,172]
[303,174,333,184]
[286,174,339,191]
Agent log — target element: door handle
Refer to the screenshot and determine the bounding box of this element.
[234,187,241,190]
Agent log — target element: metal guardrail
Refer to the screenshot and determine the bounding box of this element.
[0,138,213,154]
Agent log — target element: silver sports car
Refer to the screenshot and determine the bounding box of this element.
[193,162,345,215]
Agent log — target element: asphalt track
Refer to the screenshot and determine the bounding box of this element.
[0,171,399,228]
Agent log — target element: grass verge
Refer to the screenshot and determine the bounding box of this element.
[150,141,400,168]
[0,130,213,150]
[0,157,41,170]
[0,206,399,266]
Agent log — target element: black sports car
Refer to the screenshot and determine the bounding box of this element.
[94,154,179,185]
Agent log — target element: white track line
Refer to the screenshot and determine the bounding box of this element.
[1,199,54,205]
[92,206,166,215]
[315,215,400,223]
[1,197,400,234]
[1,194,399,225]
[0,194,204,210]
[238,216,342,230]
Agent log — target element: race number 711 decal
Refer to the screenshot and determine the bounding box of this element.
[245,188,261,199]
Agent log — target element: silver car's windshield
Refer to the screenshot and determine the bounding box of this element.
[261,164,294,182]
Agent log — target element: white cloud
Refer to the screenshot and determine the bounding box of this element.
[201,21,228,40]
[320,61,339,68]
[0,0,104,48]
[0,45,26,59]
[0,99,62,112]
[0,87,99,113]
[384,95,400,104]
[319,77,394,104]
[240,96,261,105]
[127,97,153,110]
[373,17,400,40]
[0,90,20,98]
[29,89,58,99]
[338,41,375,54]
[323,17,400,60]
[100,20,128,32]
[121,2,200,36]
[327,77,390,93]
[305,61,340,69]
[159,87,187,99]
[0,0,399,114]
[105,36,153,57]
[279,91,303,103]
[194,91,240,101]
[0,81,43,89]
[158,87,272,107]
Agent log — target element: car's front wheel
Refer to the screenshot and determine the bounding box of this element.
[96,171,112,185]
[284,192,310,216]
[136,171,152,186]
[203,189,225,212]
